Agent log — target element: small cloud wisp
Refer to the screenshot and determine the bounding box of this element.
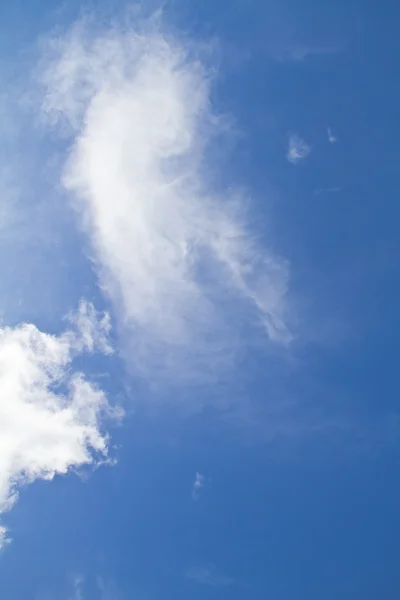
[287,135,311,164]
[327,126,337,144]
[187,564,234,587]
[192,471,205,500]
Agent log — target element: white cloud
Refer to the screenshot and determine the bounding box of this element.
[37,15,291,378]
[327,126,337,144]
[65,300,113,355]
[0,300,119,547]
[192,471,205,500]
[287,135,311,164]
[0,525,8,549]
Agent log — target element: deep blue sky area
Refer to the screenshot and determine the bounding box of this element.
[1,1,400,599]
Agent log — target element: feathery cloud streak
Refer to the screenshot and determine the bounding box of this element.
[0,301,117,547]
[38,16,291,376]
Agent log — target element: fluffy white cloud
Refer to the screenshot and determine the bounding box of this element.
[287,135,311,164]
[37,15,291,378]
[0,301,118,547]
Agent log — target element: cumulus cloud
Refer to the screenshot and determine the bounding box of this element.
[37,15,291,378]
[287,135,311,164]
[0,300,118,547]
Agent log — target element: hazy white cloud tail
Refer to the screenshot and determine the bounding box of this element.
[38,15,291,377]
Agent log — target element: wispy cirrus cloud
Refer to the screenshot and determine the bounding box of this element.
[287,135,311,164]
[36,14,292,380]
[0,301,119,547]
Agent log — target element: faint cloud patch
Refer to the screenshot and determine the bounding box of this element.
[270,42,342,62]
[0,167,19,233]
[69,576,85,600]
[96,577,123,600]
[65,575,122,600]
[327,127,337,144]
[287,135,311,164]
[187,564,235,587]
[314,186,342,196]
[192,472,205,500]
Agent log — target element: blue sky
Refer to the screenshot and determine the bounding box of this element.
[1,1,400,599]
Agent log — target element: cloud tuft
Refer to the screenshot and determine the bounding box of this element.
[327,127,337,144]
[287,135,311,164]
[0,301,119,546]
[192,471,205,500]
